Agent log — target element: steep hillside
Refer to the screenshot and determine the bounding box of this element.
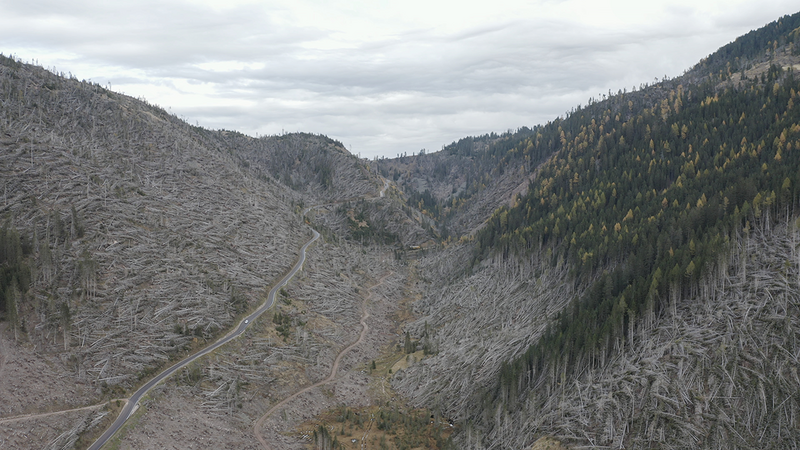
[218,131,381,204]
[3,11,800,450]
[215,131,439,247]
[0,55,308,417]
[400,221,800,448]
[0,54,430,450]
[688,11,800,84]
[394,11,800,449]
[376,128,548,238]
[381,13,800,244]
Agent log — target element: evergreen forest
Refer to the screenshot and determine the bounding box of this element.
[449,13,800,445]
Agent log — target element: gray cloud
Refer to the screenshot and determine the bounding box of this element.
[2,1,798,158]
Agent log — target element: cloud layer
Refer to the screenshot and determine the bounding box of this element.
[2,0,798,158]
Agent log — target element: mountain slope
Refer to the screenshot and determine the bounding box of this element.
[0,53,429,450]
[376,128,546,238]
[393,11,800,449]
[218,131,381,204]
[0,54,307,415]
[2,11,800,450]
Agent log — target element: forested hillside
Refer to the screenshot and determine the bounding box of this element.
[395,12,800,449]
[478,63,800,375]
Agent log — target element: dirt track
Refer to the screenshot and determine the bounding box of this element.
[253,271,393,450]
[0,401,125,425]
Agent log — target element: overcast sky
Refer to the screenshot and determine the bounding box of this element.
[2,1,798,159]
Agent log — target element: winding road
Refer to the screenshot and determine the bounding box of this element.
[87,229,320,450]
[84,178,391,449]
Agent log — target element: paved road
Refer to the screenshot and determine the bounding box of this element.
[88,229,320,450]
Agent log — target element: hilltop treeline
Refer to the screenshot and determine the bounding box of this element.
[696,12,800,78]
[382,68,707,237]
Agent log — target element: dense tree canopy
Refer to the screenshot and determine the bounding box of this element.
[474,63,800,409]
